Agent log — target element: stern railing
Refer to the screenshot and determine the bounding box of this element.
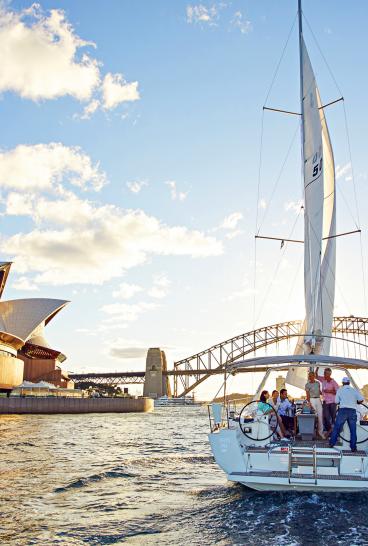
[208,398,251,432]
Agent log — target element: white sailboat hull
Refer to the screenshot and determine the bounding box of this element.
[231,477,368,493]
[209,426,368,493]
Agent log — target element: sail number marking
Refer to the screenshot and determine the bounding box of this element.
[312,156,323,178]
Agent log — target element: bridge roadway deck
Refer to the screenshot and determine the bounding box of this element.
[69,369,226,382]
[69,367,264,386]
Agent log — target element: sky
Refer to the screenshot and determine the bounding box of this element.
[1,0,368,398]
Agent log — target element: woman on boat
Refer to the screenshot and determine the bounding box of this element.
[257,390,272,414]
[268,390,280,411]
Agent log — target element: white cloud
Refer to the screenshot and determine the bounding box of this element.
[148,274,171,299]
[165,180,188,201]
[0,5,140,117]
[113,282,143,300]
[80,99,100,120]
[223,277,256,301]
[186,4,252,34]
[12,276,39,291]
[225,229,243,240]
[107,337,170,359]
[6,190,95,226]
[1,192,222,285]
[231,11,252,34]
[110,345,149,359]
[186,4,218,25]
[101,301,157,321]
[336,162,352,181]
[0,143,106,192]
[102,73,139,110]
[126,180,148,194]
[220,212,243,230]
[5,192,34,216]
[0,4,100,101]
[284,200,303,214]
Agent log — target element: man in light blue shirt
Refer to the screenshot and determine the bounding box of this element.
[278,388,295,435]
[329,377,364,452]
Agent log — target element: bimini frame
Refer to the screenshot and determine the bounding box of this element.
[225,353,368,401]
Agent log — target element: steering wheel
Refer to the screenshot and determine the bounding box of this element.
[338,402,368,445]
[238,400,279,441]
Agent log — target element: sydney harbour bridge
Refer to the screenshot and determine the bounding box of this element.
[69,316,368,397]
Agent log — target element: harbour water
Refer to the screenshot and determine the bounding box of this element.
[1,406,368,545]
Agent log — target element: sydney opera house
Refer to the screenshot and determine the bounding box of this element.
[0,262,72,391]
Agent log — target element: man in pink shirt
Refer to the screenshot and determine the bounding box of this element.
[316,367,339,434]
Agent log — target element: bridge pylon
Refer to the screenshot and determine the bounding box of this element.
[143,348,171,399]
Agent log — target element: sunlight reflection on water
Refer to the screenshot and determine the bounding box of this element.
[1,407,368,545]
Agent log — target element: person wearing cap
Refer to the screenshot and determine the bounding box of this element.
[316,367,339,434]
[329,377,364,452]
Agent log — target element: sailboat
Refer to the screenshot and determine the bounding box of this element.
[208,1,368,492]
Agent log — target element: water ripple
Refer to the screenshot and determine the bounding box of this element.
[1,407,368,545]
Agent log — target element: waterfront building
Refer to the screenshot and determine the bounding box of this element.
[0,262,71,391]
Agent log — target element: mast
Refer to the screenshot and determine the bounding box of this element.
[298,0,312,356]
[298,0,304,165]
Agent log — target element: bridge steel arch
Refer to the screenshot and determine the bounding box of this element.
[173,316,368,397]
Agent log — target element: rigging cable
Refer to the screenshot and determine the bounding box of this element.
[285,247,304,318]
[255,208,303,326]
[342,100,368,315]
[257,121,300,233]
[253,108,264,329]
[253,12,298,330]
[303,12,368,317]
[263,13,298,106]
[302,14,343,97]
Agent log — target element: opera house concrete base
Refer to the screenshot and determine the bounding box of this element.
[0,397,154,414]
[0,356,23,390]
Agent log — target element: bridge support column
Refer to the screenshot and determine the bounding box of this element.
[143,348,171,399]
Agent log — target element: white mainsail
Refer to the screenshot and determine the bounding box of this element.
[286,34,336,389]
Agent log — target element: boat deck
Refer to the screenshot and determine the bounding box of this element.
[246,445,367,456]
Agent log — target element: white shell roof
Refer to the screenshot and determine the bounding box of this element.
[0,298,69,343]
[27,322,51,348]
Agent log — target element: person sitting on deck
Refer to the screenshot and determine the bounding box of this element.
[257,390,272,414]
[316,366,339,435]
[268,390,280,411]
[305,371,325,439]
[268,389,286,439]
[278,389,295,435]
[329,377,364,452]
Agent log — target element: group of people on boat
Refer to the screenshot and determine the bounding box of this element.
[257,368,365,451]
[258,388,295,439]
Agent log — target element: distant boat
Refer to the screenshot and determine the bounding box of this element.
[154,395,201,407]
[208,0,368,492]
